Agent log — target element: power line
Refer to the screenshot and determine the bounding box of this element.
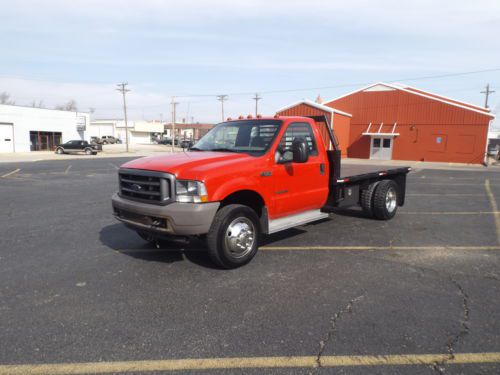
[481,83,495,108]
[116,82,130,153]
[173,67,500,98]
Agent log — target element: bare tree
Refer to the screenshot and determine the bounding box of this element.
[54,99,78,111]
[30,99,45,108]
[0,92,15,105]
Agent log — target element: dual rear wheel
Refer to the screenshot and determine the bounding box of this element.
[361,179,399,220]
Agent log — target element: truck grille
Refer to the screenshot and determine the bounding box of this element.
[118,169,173,205]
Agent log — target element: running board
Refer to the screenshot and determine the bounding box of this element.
[268,209,330,234]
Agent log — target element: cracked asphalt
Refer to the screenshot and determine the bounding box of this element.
[0,158,499,374]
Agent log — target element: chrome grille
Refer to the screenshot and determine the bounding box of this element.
[118,169,173,205]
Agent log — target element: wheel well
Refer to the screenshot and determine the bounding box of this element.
[220,190,265,217]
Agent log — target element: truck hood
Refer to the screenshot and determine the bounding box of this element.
[120,151,256,180]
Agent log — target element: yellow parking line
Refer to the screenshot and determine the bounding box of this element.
[1,168,20,178]
[406,193,485,196]
[411,182,482,186]
[485,179,500,245]
[1,352,499,374]
[260,245,500,251]
[400,211,499,215]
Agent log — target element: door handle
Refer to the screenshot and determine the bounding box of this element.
[320,163,325,175]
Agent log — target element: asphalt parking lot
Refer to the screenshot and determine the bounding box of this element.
[0,157,499,375]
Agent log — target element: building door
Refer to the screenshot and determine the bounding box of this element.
[370,137,393,160]
[0,124,14,153]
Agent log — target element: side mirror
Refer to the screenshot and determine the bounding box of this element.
[292,138,309,163]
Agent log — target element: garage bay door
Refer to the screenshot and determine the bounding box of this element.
[0,123,14,153]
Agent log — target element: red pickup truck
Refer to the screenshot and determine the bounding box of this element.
[112,116,410,268]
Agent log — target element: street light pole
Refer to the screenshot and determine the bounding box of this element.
[170,96,179,152]
[216,95,228,121]
[116,83,130,153]
[253,93,262,116]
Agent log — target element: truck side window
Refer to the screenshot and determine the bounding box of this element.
[277,122,318,162]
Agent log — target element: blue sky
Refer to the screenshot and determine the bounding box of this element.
[1,0,499,127]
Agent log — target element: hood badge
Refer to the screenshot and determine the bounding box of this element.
[261,171,272,177]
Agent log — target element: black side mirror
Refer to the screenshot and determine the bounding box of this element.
[292,138,309,163]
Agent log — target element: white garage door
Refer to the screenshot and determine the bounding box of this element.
[90,124,114,138]
[0,124,14,153]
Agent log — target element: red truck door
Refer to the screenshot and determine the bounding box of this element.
[271,121,329,218]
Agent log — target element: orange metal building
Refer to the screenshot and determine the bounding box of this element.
[278,83,495,164]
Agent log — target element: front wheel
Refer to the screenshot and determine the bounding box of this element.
[84,148,93,155]
[56,147,64,154]
[206,204,260,269]
[372,180,399,220]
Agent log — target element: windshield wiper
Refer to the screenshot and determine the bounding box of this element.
[189,147,203,151]
[210,148,238,153]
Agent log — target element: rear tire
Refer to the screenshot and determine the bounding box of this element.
[373,180,399,220]
[56,147,64,154]
[206,204,260,269]
[360,181,380,218]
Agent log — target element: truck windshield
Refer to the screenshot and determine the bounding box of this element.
[191,120,282,156]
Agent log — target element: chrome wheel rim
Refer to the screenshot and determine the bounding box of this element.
[224,217,255,258]
[386,187,397,213]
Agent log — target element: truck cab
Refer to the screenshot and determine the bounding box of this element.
[112,116,410,268]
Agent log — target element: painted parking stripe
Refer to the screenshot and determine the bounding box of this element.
[406,193,486,196]
[260,245,500,251]
[116,246,500,254]
[485,179,500,245]
[1,168,20,178]
[64,165,72,174]
[400,211,500,215]
[1,352,500,374]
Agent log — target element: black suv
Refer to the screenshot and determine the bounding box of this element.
[55,140,100,155]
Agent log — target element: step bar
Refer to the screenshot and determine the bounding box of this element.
[268,209,330,234]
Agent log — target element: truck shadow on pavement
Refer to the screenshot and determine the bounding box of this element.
[99,223,219,269]
[100,222,312,267]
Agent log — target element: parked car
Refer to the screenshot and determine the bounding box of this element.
[55,140,100,155]
[112,116,410,268]
[159,137,179,146]
[90,136,100,145]
[99,136,121,144]
[488,140,500,160]
[179,139,195,149]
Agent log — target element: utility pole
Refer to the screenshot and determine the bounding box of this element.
[170,96,179,152]
[253,93,262,116]
[216,95,228,121]
[481,84,495,108]
[116,83,130,152]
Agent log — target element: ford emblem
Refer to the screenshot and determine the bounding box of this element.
[130,183,142,191]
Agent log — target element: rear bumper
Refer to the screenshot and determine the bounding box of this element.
[112,193,220,236]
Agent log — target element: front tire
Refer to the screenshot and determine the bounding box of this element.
[372,180,399,220]
[84,148,93,155]
[56,147,64,154]
[207,204,260,269]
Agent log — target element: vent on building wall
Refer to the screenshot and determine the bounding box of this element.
[363,84,397,92]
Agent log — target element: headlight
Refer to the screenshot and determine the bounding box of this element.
[175,180,208,203]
